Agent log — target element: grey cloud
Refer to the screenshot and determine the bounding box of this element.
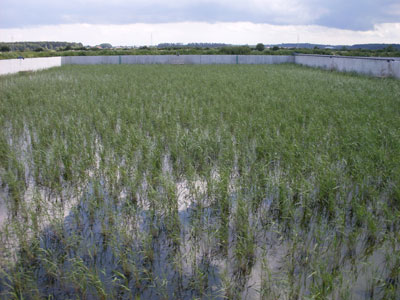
[313,0,400,30]
[0,0,399,30]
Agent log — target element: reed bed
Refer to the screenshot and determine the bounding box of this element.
[0,64,399,299]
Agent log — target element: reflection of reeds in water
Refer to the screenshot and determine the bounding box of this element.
[0,64,399,299]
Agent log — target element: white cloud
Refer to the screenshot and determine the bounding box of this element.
[1,22,400,46]
[2,0,399,30]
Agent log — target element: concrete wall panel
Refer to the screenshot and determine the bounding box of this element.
[61,56,119,65]
[238,55,294,64]
[390,61,400,79]
[295,54,400,79]
[199,55,237,64]
[333,57,390,77]
[294,55,334,70]
[0,57,61,76]
[121,55,201,64]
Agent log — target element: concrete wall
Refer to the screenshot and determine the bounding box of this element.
[392,61,400,79]
[61,55,398,78]
[1,55,399,79]
[239,55,294,64]
[62,55,294,65]
[61,56,120,65]
[294,54,400,79]
[0,57,62,76]
[122,55,202,64]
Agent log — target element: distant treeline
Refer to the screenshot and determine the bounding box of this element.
[0,42,399,60]
[271,43,400,51]
[158,43,231,49]
[0,42,84,52]
[349,44,400,51]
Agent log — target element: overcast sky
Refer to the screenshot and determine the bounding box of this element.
[0,0,399,45]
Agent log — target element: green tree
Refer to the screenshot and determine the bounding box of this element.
[385,45,395,52]
[0,45,10,52]
[99,43,113,49]
[255,43,265,51]
[219,46,251,55]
